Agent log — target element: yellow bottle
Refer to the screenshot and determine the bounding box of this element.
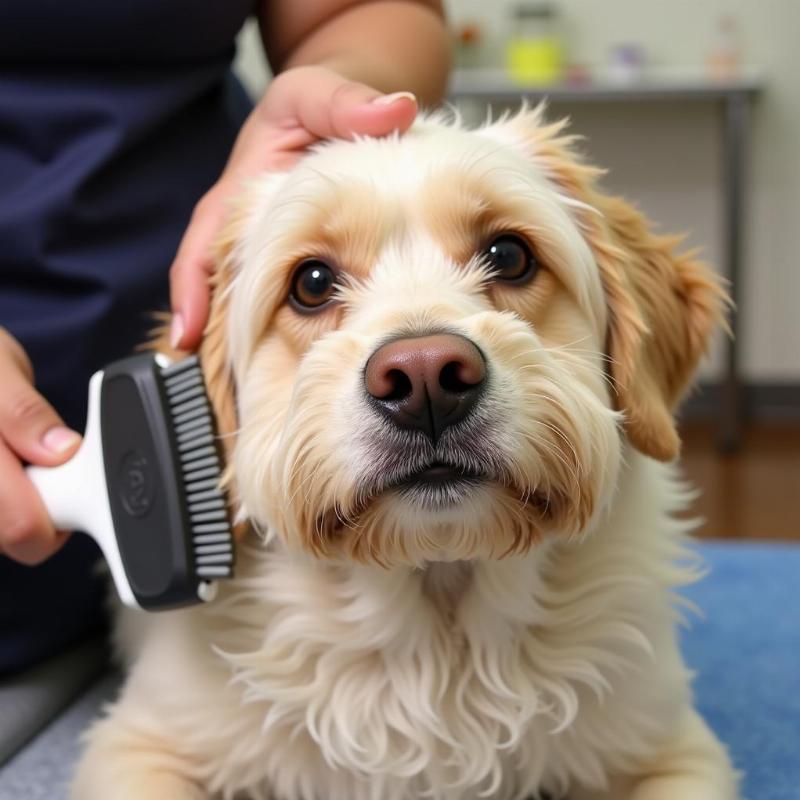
[505,3,564,85]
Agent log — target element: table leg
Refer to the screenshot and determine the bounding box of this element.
[718,92,749,453]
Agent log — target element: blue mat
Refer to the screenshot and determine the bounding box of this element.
[683,542,800,800]
[0,542,796,800]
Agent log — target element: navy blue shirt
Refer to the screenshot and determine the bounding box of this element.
[0,0,255,674]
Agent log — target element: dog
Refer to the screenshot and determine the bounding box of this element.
[72,105,739,800]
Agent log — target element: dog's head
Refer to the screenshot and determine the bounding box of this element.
[201,106,724,567]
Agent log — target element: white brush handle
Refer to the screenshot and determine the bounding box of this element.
[26,371,137,608]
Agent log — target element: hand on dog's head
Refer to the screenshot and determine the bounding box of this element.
[193,105,724,568]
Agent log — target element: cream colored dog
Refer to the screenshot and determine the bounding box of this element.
[73,106,739,800]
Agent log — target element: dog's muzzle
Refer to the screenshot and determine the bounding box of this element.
[358,333,503,507]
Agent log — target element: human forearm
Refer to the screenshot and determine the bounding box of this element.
[262,1,451,106]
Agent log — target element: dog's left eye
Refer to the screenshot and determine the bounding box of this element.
[483,235,538,283]
[290,260,336,310]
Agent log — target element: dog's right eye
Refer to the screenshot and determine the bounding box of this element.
[482,235,538,284]
[290,260,336,310]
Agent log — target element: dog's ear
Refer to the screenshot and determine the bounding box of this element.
[199,213,245,468]
[149,203,248,534]
[592,197,726,460]
[482,105,727,461]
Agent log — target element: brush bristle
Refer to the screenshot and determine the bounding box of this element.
[161,356,234,580]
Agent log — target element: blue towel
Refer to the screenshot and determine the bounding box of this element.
[684,542,800,800]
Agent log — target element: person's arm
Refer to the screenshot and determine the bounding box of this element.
[262,0,449,106]
[170,0,450,351]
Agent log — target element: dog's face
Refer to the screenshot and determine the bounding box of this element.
[202,108,722,568]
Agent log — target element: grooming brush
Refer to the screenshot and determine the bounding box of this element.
[27,353,234,610]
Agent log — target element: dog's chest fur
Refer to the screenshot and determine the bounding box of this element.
[124,455,696,800]
[420,560,474,622]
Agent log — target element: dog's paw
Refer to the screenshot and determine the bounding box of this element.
[71,717,207,800]
[71,769,207,800]
[629,775,739,800]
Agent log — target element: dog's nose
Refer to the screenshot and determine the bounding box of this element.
[364,334,486,442]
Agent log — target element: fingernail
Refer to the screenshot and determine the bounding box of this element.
[42,426,81,454]
[373,91,417,107]
[170,313,184,350]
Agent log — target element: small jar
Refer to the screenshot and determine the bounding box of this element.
[506,2,564,85]
[706,16,741,82]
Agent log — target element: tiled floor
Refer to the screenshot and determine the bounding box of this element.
[679,422,800,540]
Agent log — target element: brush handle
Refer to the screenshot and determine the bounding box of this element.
[26,371,137,608]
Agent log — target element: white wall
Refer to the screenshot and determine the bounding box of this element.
[234,18,271,98]
[235,1,800,381]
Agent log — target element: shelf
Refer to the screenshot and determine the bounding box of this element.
[448,68,764,103]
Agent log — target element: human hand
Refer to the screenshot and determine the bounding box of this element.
[0,328,81,564]
[169,65,418,351]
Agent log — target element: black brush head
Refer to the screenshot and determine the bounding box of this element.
[100,353,234,609]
